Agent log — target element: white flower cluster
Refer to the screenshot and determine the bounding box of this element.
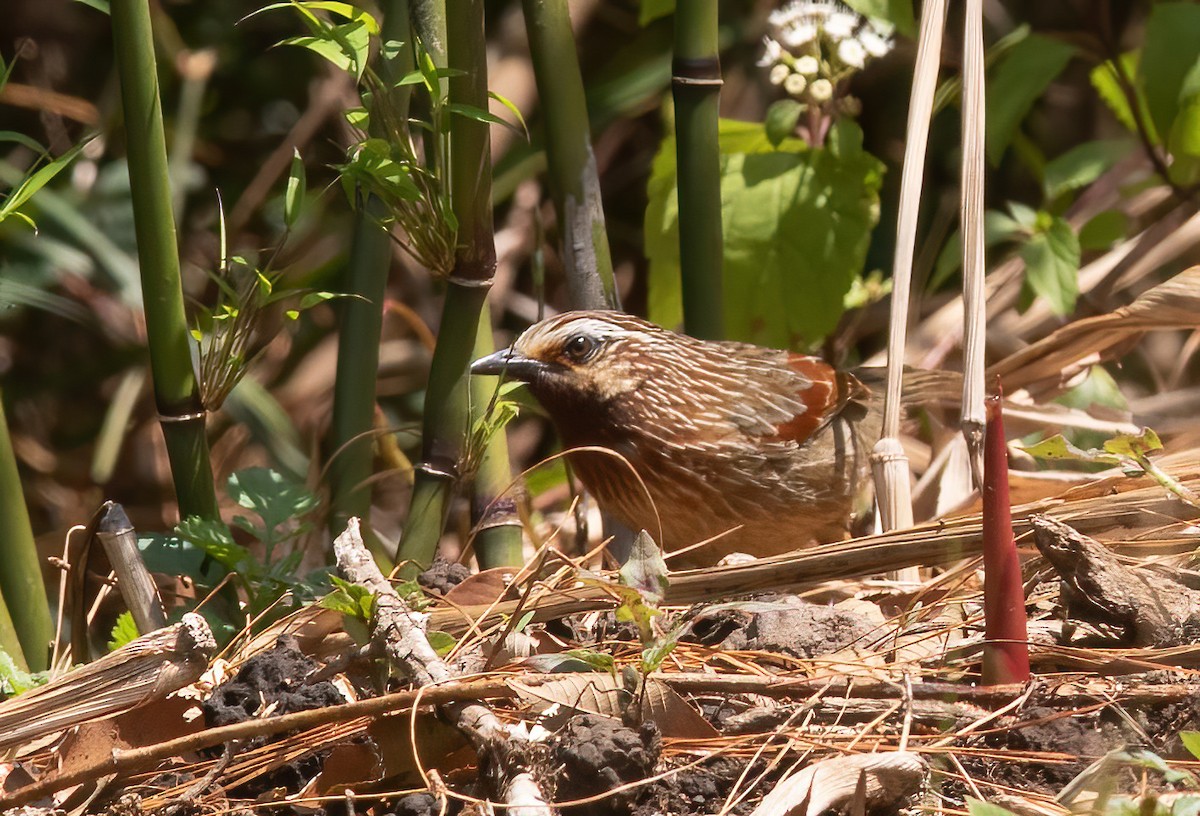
[760,1,894,101]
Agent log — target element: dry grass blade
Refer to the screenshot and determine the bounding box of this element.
[959,0,986,487]
[0,613,214,752]
[872,0,947,583]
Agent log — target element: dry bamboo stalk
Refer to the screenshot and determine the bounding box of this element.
[960,0,987,487]
[872,0,948,585]
[95,501,168,634]
[0,612,213,752]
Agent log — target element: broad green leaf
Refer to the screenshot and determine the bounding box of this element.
[1167,94,1200,186]
[1078,210,1127,251]
[1090,52,1156,142]
[764,99,804,147]
[646,119,883,347]
[107,611,140,652]
[844,0,915,38]
[72,0,110,13]
[985,34,1076,165]
[930,209,1028,291]
[0,648,42,695]
[639,0,674,26]
[1102,427,1162,459]
[344,107,369,130]
[1182,731,1200,761]
[176,517,251,571]
[284,148,306,229]
[226,467,317,535]
[619,531,669,606]
[1043,139,1132,200]
[427,631,457,656]
[1020,215,1079,316]
[1019,434,1118,465]
[966,800,1022,816]
[1139,2,1200,141]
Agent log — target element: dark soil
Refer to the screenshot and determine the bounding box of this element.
[202,635,345,798]
[635,757,760,816]
[550,713,661,816]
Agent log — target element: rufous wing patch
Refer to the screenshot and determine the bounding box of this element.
[773,355,868,444]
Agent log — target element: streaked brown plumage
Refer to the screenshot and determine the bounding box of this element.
[472,311,903,563]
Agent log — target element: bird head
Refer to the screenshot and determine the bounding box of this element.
[470,311,670,414]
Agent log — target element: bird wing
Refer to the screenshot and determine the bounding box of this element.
[771,355,871,444]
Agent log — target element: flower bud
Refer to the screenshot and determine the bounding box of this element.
[809,77,833,102]
[784,72,808,96]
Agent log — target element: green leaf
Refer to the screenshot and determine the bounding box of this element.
[226,467,317,535]
[985,34,1076,165]
[1043,139,1132,200]
[965,799,1023,816]
[930,209,1028,291]
[427,631,457,656]
[1020,215,1079,316]
[1078,210,1128,251]
[322,575,376,621]
[1019,434,1120,465]
[72,0,110,13]
[1182,731,1200,762]
[1090,51,1156,142]
[646,119,883,347]
[489,91,529,141]
[1139,2,1200,141]
[107,611,140,651]
[293,23,370,78]
[447,103,524,136]
[638,0,674,26]
[0,648,42,695]
[1167,93,1200,185]
[1111,748,1197,786]
[843,0,916,38]
[619,531,669,606]
[177,517,251,571]
[1102,427,1162,459]
[764,99,804,148]
[0,131,49,153]
[284,148,306,229]
[0,135,96,226]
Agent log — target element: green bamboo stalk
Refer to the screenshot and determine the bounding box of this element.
[521,0,618,310]
[672,0,724,340]
[396,0,501,568]
[329,193,393,567]
[0,586,27,673]
[0,388,52,671]
[327,0,413,570]
[111,0,218,521]
[470,314,523,569]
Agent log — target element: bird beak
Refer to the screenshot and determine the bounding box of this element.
[470,347,547,381]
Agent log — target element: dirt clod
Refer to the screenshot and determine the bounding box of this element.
[202,635,344,796]
[418,559,472,595]
[551,713,660,815]
[689,596,875,659]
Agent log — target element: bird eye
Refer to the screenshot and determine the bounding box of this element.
[564,334,597,362]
